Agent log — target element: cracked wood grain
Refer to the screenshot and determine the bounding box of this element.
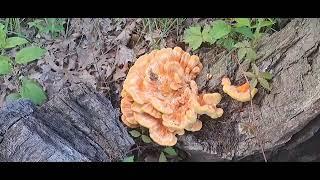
[0,84,135,162]
[178,18,320,161]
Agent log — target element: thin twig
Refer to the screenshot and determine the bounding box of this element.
[64,18,70,39]
[230,48,267,162]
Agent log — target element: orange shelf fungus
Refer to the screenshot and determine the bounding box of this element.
[221,77,258,102]
[120,47,223,146]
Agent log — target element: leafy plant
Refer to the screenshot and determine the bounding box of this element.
[4,37,28,49]
[183,20,233,50]
[183,18,275,93]
[244,63,272,91]
[0,18,24,36]
[158,147,178,162]
[0,24,28,51]
[183,18,275,51]
[5,92,21,102]
[129,130,141,137]
[0,23,47,105]
[15,46,46,64]
[0,55,12,75]
[122,155,135,162]
[163,147,178,156]
[141,135,152,143]
[19,77,47,105]
[183,26,203,50]
[28,18,66,38]
[159,152,167,162]
[128,129,180,162]
[0,23,46,76]
[6,77,47,105]
[129,129,153,144]
[231,18,274,91]
[234,40,257,63]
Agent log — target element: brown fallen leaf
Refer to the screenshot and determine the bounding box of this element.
[144,30,161,45]
[3,76,17,91]
[114,19,136,46]
[96,57,116,80]
[76,47,97,71]
[166,35,176,48]
[78,70,97,89]
[113,63,128,82]
[116,45,135,66]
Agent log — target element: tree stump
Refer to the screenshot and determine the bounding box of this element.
[0,84,134,162]
[1,18,320,162]
[178,18,320,161]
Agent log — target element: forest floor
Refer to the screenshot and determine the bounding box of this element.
[0,18,288,162]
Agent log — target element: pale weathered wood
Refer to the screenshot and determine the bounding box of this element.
[1,18,320,162]
[0,84,134,162]
[178,18,320,161]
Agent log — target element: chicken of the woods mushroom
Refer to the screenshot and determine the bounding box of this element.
[221,77,258,102]
[120,47,224,146]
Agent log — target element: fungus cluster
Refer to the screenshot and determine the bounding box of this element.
[120,47,223,146]
[120,47,258,146]
[221,77,258,102]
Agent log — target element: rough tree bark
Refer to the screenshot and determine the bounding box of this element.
[0,84,134,162]
[177,18,320,161]
[1,18,319,162]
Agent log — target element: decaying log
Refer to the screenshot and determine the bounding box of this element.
[0,84,134,162]
[1,18,319,162]
[178,18,320,161]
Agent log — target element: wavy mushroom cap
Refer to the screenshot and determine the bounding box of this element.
[149,122,178,146]
[193,93,224,119]
[185,120,202,132]
[221,77,258,102]
[120,47,223,146]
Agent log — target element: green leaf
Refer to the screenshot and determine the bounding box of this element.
[0,27,6,49]
[250,78,258,88]
[243,71,256,79]
[27,19,44,28]
[43,18,65,37]
[246,48,257,61]
[235,18,251,27]
[216,39,224,45]
[222,38,234,51]
[252,63,260,75]
[253,31,263,40]
[0,55,12,75]
[19,77,47,105]
[260,20,275,27]
[251,20,274,28]
[202,25,215,44]
[163,147,177,156]
[258,78,271,91]
[5,93,21,102]
[159,152,167,162]
[122,156,134,162]
[28,20,45,33]
[243,58,252,64]
[15,47,46,64]
[237,48,247,61]
[234,42,245,48]
[141,135,152,143]
[4,37,28,49]
[234,26,254,39]
[259,72,273,80]
[129,130,141,138]
[183,26,203,50]
[210,20,231,40]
